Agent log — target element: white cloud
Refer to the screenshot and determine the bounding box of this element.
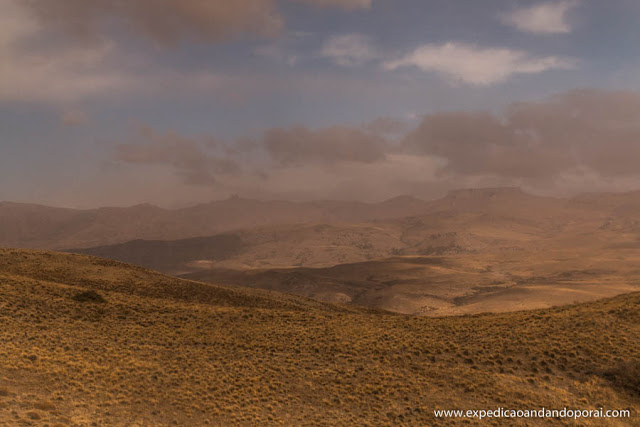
[383,42,575,86]
[321,33,377,66]
[500,1,577,34]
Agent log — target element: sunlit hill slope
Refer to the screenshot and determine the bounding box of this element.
[0,249,638,425]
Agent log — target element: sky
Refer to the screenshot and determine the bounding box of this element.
[1,0,640,208]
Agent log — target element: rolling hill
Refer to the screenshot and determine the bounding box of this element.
[66,187,594,272]
[0,249,638,425]
[63,188,640,316]
[67,234,245,275]
[1,187,609,252]
[183,251,640,316]
[0,194,433,250]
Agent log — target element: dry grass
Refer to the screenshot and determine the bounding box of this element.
[0,248,638,425]
[185,250,640,316]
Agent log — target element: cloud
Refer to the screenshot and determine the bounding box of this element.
[21,0,372,46]
[363,117,410,136]
[0,1,134,103]
[240,153,444,201]
[292,0,372,10]
[321,33,377,66]
[0,0,148,103]
[0,0,276,104]
[500,1,578,34]
[115,126,238,186]
[264,125,389,166]
[114,122,394,191]
[110,89,640,202]
[253,31,313,66]
[383,42,575,85]
[402,89,640,181]
[61,110,89,126]
[23,0,284,45]
[254,43,299,66]
[1,18,265,105]
[0,0,37,44]
[1,0,376,104]
[402,111,567,178]
[506,89,640,177]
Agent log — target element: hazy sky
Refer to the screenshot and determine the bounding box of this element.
[2,0,640,208]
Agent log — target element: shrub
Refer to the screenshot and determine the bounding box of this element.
[603,359,640,395]
[72,290,106,303]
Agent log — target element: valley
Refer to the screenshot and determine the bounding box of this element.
[60,188,640,315]
[0,249,638,425]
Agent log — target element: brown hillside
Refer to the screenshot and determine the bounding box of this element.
[0,195,432,250]
[0,249,638,425]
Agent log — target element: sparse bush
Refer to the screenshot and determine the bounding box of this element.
[603,359,640,394]
[2,248,640,426]
[72,290,106,303]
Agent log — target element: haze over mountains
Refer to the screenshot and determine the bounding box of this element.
[2,189,639,423]
[5,187,640,316]
[5,186,639,252]
[0,194,433,250]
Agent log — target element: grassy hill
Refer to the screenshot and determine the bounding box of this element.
[0,249,638,425]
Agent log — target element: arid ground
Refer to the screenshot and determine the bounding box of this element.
[0,248,638,426]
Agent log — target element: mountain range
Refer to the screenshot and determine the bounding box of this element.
[0,193,434,250]
[6,187,640,315]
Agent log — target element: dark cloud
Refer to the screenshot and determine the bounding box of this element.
[263,125,389,166]
[60,110,89,126]
[21,0,372,45]
[114,89,640,200]
[115,126,238,185]
[403,89,640,179]
[363,117,410,136]
[114,122,393,189]
[24,0,284,44]
[292,0,372,10]
[402,111,565,178]
[506,89,640,177]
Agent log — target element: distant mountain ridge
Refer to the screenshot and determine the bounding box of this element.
[12,187,640,316]
[4,187,640,251]
[0,194,433,250]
